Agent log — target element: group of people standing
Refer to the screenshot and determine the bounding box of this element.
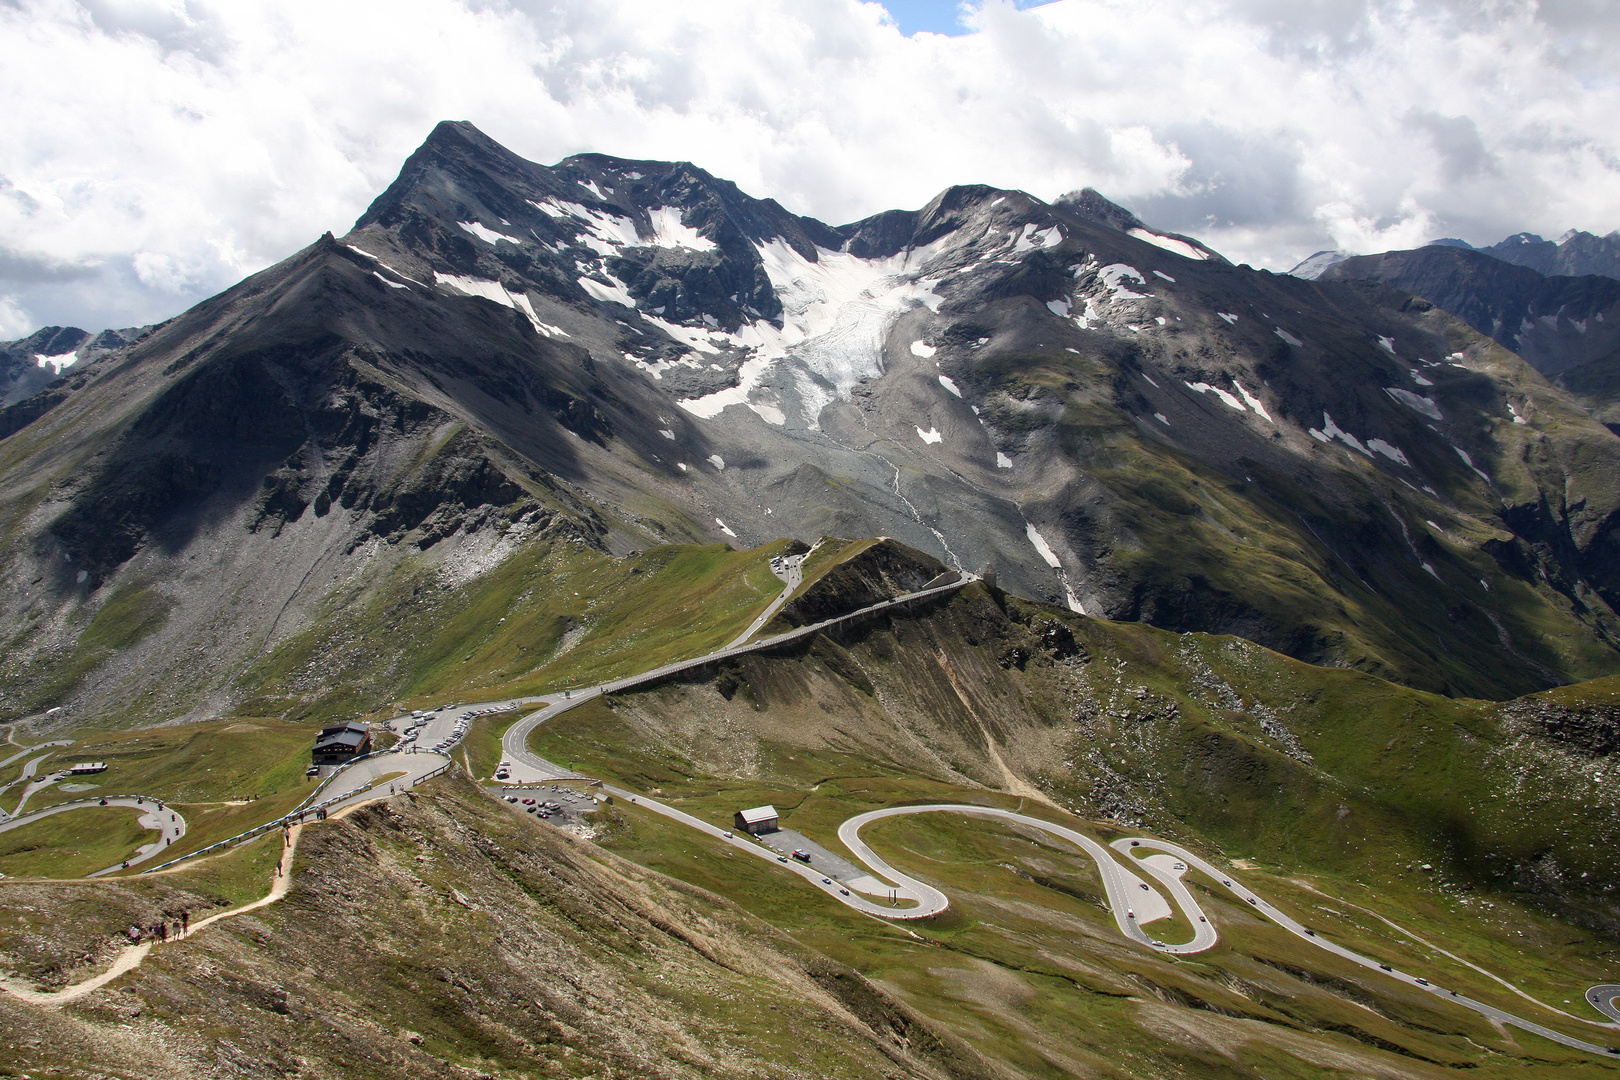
[125,910,189,944]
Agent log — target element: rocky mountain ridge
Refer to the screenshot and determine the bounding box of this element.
[3,120,1620,725]
[1322,246,1620,430]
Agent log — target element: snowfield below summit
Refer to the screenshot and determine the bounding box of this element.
[675,237,948,428]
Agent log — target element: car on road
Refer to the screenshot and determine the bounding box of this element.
[1379,964,1392,971]
[821,877,832,885]
[776,855,788,863]
[1138,883,1149,891]
[1415,978,1429,986]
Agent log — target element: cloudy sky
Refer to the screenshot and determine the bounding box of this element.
[1,0,1616,337]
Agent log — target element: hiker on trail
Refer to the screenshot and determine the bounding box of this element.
[127,925,141,943]
[157,923,167,942]
[181,911,189,931]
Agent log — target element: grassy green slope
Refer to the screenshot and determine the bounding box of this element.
[236,537,798,724]
[519,577,1620,1074]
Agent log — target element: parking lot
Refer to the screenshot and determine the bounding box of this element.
[493,782,598,825]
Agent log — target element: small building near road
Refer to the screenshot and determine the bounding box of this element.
[67,762,107,775]
[312,722,372,764]
[734,805,779,835]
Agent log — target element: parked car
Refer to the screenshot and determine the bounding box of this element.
[791,850,811,862]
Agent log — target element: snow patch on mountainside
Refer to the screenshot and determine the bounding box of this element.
[646,207,716,251]
[910,340,936,358]
[1385,386,1443,420]
[1366,438,1410,466]
[1026,523,1062,567]
[1234,382,1271,420]
[1309,412,1371,456]
[578,275,636,308]
[917,426,943,444]
[33,351,77,375]
[434,273,566,336]
[938,375,961,397]
[1127,228,1208,260]
[458,221,514,245]
[1186,381,1247,413]
[1454,446,1492,482]
[1098,264,1149,300]
[532,197,715,254]
[348,245,427,287]
[1024,523,1085,613]
[531,198,641,254]
[1012,223,1062,254]
[675,237,949,427]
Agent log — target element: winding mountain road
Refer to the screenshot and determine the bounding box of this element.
[0,797,186,875]
[501,568,973,782]
[14,556,1617,1056]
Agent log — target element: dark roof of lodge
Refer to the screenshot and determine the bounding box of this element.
[313,731,368,752]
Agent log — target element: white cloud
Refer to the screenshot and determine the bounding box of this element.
[0,0,1616,333]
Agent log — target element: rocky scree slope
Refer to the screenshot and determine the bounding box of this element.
[3,120,1620,721]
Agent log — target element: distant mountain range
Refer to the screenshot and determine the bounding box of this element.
[1301,234,1620,432]
[1289,228,1620,284]
[3,121,1619,727]
[0,324,151,407]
